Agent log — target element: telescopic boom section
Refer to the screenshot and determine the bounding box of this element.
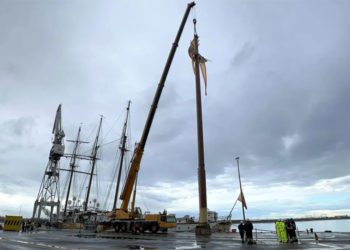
[119,2,196,212]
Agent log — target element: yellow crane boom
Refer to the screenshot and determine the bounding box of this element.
[118,2,196,214]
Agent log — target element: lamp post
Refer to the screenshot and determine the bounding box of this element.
[235,156,246,221]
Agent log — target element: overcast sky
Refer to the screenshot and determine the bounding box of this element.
[1,0,350,220]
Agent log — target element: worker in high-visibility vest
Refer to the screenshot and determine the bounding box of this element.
[280,220,289,243]
[276,220,288,243]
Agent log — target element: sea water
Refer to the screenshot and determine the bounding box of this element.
[231,219,350,233]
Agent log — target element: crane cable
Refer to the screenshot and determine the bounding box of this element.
[191,4,197,23]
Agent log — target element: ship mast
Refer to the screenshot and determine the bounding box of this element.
[84,116,103,212]
[113,101,131,210]
[63,127,81,217]
[236,157,246,221]
[192,19,211,235]
[62,126,90,216]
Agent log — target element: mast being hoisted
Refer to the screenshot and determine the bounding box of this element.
[190,18,211,235]
[33,104,65,224]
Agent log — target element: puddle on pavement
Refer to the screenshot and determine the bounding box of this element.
[74,233,153,241]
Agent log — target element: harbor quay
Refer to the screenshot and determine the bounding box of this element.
[1,229,350,250]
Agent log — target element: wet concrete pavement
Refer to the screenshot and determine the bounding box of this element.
[0,229,349,249]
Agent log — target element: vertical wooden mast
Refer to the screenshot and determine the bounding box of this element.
[84,116,103,212]
[63,126,81,217]
[192,19,211,235]
[113,101,131,210]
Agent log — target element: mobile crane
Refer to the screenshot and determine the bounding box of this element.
[103,2,196,233]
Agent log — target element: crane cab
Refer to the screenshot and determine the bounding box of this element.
[144,213,177,232]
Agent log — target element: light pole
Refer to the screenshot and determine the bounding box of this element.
[235,156,246,221]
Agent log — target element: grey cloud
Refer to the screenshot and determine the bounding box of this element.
[1,63,21,76]
[231,42,255,67]
[0,117,36,153]
[2,117,35,136]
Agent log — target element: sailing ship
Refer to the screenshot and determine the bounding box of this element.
[58,117,103,230]
[58,102,132,231]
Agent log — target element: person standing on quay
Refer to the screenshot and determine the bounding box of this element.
[238,221,245,243]
[244,219,254,244]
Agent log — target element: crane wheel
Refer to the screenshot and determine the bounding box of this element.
[131,224,137,233]
[120,224,127,232]
[139,225,145,233]
[151,224,159,233]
